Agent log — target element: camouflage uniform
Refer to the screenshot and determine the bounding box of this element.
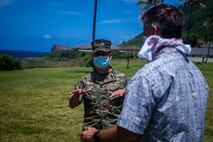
[75,67,128,130]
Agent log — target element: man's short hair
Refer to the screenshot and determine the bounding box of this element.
[91,39,112,53]
[142,4,184,38]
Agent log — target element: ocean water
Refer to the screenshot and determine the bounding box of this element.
[0,49,49,58]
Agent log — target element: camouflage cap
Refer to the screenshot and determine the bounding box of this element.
[91,39,111,53]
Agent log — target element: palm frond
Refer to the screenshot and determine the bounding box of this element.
[137,0,150,5]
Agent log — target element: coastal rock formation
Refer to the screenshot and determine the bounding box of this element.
[51,44,71,52]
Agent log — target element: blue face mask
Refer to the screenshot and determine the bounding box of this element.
[94,56,110,70]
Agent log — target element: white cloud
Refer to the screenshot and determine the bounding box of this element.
[99,19,130,24]
[63,11,84,15]
[44,34,52,39]
[0,0,15,6]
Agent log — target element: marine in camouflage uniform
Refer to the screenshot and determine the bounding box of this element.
[69,39,128,132]
[75,67,128,130]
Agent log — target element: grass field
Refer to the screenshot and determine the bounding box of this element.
[0,59,212,142]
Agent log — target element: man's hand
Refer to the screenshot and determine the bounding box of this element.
[80,127,98,142]
[69,86,93,109]
[70,86,93,96]
[108,89,126,98]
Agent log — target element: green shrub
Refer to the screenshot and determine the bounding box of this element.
[0,54,23,70]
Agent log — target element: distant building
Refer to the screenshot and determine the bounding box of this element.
[111,46,140,52]
[51,44,140,52]
[74,45,92,52]
[51,44,212,58]
[190,47,213,58]
[74,45,140,52]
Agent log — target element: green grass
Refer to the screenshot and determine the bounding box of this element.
[0,60,212,142]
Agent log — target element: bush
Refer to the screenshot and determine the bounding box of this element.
[0,54,23,70]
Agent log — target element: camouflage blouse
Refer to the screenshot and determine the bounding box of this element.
[75,68,128,130]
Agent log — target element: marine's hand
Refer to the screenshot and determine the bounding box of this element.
[70,86,93,96]
[109,89,126,97]
[80,127,98,142]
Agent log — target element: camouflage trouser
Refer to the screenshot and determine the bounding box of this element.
[80,137,87,142]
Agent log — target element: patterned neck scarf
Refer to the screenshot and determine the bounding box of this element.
[138,35,191,61]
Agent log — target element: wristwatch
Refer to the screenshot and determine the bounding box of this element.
[93,130,100,142]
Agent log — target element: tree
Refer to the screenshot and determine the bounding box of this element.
[203,17,213,63]
[179,0,206,42]
[0,54,23,70]
[137,0,163,12]
[122,51,137,69]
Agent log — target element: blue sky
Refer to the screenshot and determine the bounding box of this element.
[0,0,182,52]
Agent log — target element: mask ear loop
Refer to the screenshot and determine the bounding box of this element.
[151,24,158,35]
[108,53,112,61]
